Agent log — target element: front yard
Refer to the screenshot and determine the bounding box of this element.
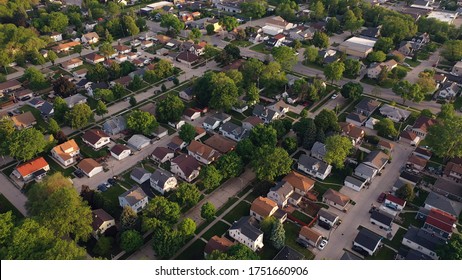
[223,200,251,224]
[249,43,270,54]
[99,183,126,217]
[175,239,206,260]
[201,220,230,241]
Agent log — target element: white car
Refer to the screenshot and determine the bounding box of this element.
[331,94,338,99]
[318,239,328,250]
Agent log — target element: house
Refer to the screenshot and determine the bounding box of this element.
[183,108,201,121]
[152,147,174,163]
[370,211,393,231]
[267,99,290,116]
[282,171,314,196]
[252,104,280,124]
[444,159,462,181]
[82,129,110,150]
[12,157,50,181]
[273,246,305,260]
[194,126,206,141]
[39,102,54,117]
[0,79,21,96]
[51,139,80,167]
[360,27,380,39]
[103,116,126,135]
[265,16,294,32]
[346,112,368,127]
[266,34,285,48]
[355,98,381,117]
[77,158,103,178]
[353,228,382,256]
[176,51,199,66]
[367,60,398,79]
[242,116,265,131]
[179,87,194,101]
[81,32,99,44]
[364,116,379,128]
[413,147,432,160]
[85,53,105,64]
[126,52,137,60]
[11,112,36,130]
[344,175,367,192]
[187,140,220,165]
[110,144,131,161]
[364,150,389,172]
[406,154,428,172]
[204,134,236,154]
[111,76,132,88]
[268,181,302,207]
[28,98,45,108]
[202,117,221,131]
[379,104,411,123]
[228,216,264,251]
[204,18,222,32]
[338,37,376,58]
[61,58,83,70]
[298,154,332,180]
[216,1,241,13]
[378,140,394,153]
[399,130,420,146]
[115,54,128,63]
[402,226,442,259]
[398,41,414,56]
[73,68,88,79]
[452,61,462,76]
[14,88,33,101]
[141,40,154,49]
[250,196,287,223]
[438,82,459,99]
[318,49,339,64]
[129,167,150,185]
[423,192,459,217]
[410,33,430,50]
[212,113,231,124]
[422,208,456,240]
[434,73,447,85]
[288,26,314,41]
[340,251,363,260]
[64,94,87,108]
[50,32,63,42]
[385,194,406,211]
[399,171,421,186]
[127,134,151,151]
[52,41,81,53]
[354,163,377,182]
[339,122,365,145]
[118,186,148,213]
[219,122,249,142]
[204,236,234,257]
[411,116,437,139]
[114,44,131,54]
[310,141,327,161]
[150,169,177,195]
[322,189,351,211]
[171,154,201,182]
[85,22,97,32]
[91,209,115,239]
[167,136,187,152]
[298,226,323,247]
[317,208,339,228]
[153,126,168,139]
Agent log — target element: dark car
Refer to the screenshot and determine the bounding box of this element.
[7,111,14,117]
[21,96,31,101]
[73,169,84,178]
[352,245,369,257]
[108,178,117,185]
[377,192,386,203]
[167,76,175,81]
[296,238,310,249]
[318,220,331,230]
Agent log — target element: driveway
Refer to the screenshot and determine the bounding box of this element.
[0,173,28,216]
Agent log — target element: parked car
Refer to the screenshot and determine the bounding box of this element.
[296,238,310,249]
[21,96,31,101]
[318,220,331,230]
[97,182,110,192]
[377,192,386,203]
[318,239,328,250]
[73,169,84,178]
[331,94,338,99]
[107,178,117,185]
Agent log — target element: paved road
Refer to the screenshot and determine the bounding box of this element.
[0,173,28,216]
[315,140,414,260]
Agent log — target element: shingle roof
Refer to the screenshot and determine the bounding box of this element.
[318,208,338,223]
[412,116,437,133]
[52,139,79,161]
[299,226,323,242]
[323,189,350,207]
[187,140,220,162]
[356,98,380,113]
[11,111,36,128]
[15,157,49,177]
[111,144,130,156]
[171,154,201,177]
[150,169,174,187]
[229,216,262,241]
[346,112,367,123]
[82,129,110,145]
[403,226,443,251]
[273,246,305,260]
[152,146,173,160]
[78,158,101,174]
[130,167,150,181]
[91,208,114,231]
[120,186,147,206]
[204,236,234,255]
[371,211,393,226]
[364,150,389,170]
[282,171,314,193]
[250,196,277,218]
[298,154,330,175]
[354,228,382,251]
[204,134,236,154]
[424,192,459,217]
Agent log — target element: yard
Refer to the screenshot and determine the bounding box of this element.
[44,155,76,177]
[366,246,396,260]
[19,105,49,132]
[175,239,206,260]
[291,210,313,224]
[74,137,109,159]
[411,188,429,207]
[398,212,424,228]
[231,40,253,47]
[382,227,407,250]
[99,183,126,217]
[223,201,251,224]
[0,194,24,219]
[404,58,421,68]
[283,222,315,259]
[201,220,230,241]
[215,197,238,216]
[249,43,270,54]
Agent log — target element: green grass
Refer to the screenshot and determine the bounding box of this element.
[383,228,407,250]
[404,58,421,68]
[398,212,424,228]
[283,222,315,260]
[229,110,246,121]
[259,245,279,260]
[302,61,324,71]
[201,220,230,240]
[453,96,462,110]
[236,184,253,198]
[19,105,48,132]
[231,40,253,47]
[367,246,396,260]
[175,239,207,260]
[44,155,76,177]
[223,201,251,223]
[291,210,313,224]
[309,92,335,113]
[249,43,270,54]
[0,194,24,219]
[100,183,126,217]
[286,111,299,119]
[411,189,429,207]
[229,117,242,126]
[195,219,212,234]
[0,66,18,75]
[216,197,238,216]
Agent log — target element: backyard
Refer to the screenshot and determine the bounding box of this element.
[201,220,230,241]
[223,200,251,224]
[283,222,315,260]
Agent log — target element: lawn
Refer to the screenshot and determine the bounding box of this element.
[100,183,126,217]
[283,222,315,260]
[291,210,313,224]
[0,194,24,219]
[367,246,396,260]
[286,111,299,119]
[0,67,18,75]
[228,110,246,121]
[175,239,206,260]
[223,201,251,223]
[411,188,429,207]
[236,184,253,198]
[454,96,462,110]
[302,61,324,71]
[44,155,76,177]
[201,220,230,240]
[20,105,49,132]
[216,197,238,216]
[228,117,242,126]
[398,212,424,228]
[74,137,109,159]
[383,228,407,250]
[231,40,253,47]
[259,245,279,260]
[249,43,270,54]
[404,58,421,68]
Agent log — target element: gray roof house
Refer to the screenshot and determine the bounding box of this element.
[379,104,411,122]
[402,226,442,259]
[127,134,151,151]
[130,167,151,184]
[118,186,148,213]
[423,192,460,217]
[64,94,87,108]
[252,104,280,124]
[202,116,221,130]
[370,211,394,230]
[317,208,339,227]
[219,122,249,142]
[228,216,264,251]
[354,163,377,182]
[355,98,381,117]
[298,154,332,180]
[353,228,383,256]
[346,112,368,127]
[150,169,177,194]
[102,116,127,135]
[39,102,54,117]
[363,150,389,171]
[311,141,327,160]
[344,175,367,191]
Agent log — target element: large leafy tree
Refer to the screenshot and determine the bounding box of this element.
[271,46,297,70]
[249,124,277,147]
[395,184,415,201]
[324,135,353,168]
[99,42,115,59]
[341,82,363,99]
[344,58,361,77]
[24,67,47,90]
[156,94,185,123]
[236,138,255,164]
[374,37,394,53]
[120,206,138,231]
[120,230,143,253]
[310,1,326,21]
[216,151,243,179]
[374,118,399,138]
[178,123,196,143]
[380,15,417,43]
[151,222,184,259]
[324,61,345,84]
[392,80,425,103]
[426,116,462,159]
[269,220,285,250]
[241,58,265,86]
[160,14,184,35]
[442,40,462,62]
[241,0,267,18]
[95,100,108,117]
[199,165,223,191]
[312,31,329,49]
[251,146,292,181]
[246,83,260,104]
[302,118,318,149]
[65,103,93,129]
[314,109,339,132]
[127,110,158,136]
[200,202,216,222]
[0,117,15,157]
[9,128,46,161]
[209,72,239,111]
[142,197,180,231]
[123,15,140,37]
[173,183,201,209]
[304,46,318,63]
[219,16,239,31]
[53,96,68,123]
[53,77,76,97]
[177,218,196,237]
[260,61,288,91]
[436,233,462,260]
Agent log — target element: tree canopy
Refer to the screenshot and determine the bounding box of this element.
[251,146,292,181]
[156,94,185,123]
[127,110,158,136]
[8,128,46,161]
[271,46,297,70]
[324,135,353,168]
[426,116,462,159]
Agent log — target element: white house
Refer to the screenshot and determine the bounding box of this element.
[219,122,249,142]
[299,226,323,247]
[317,208,339,228]
[344,175,367,192]
[77,158,103,178]
[354,163,377,182]
[12,157,50,182]
[322,189,351,211]
[81,129,111,150]
[353,228,382,256]
[267,181,302,207]
[402,226,440,259]
[50,32,63,42]
[202,116,221,130]
[51,139,80,167]
[118,186,149,213]
[127,134,151,151]
[91,209,115,239]
[370,211,393,231]
[171,154,201,182]
[298,154,332,180]
[228,216,264,252]
[110,144,131,160]
[130,167,151,184]
[150,169,178,195]
[250,196,287,223]
[81,32,100,44]
[187,140,220,165]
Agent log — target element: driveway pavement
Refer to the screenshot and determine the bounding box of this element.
[0,173,28,216]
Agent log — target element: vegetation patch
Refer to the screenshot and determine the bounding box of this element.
[201,220,230,240]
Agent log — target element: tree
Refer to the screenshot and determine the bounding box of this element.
[216,152,243,179]
[436,233,462,260]
[326,17,341,34]
[392,80,425,103]
[151,223,183,259]
[24,67,46,90]
[246,83,260,105]
[112,83,126,99]
[120,206,138,231]
[260,61,288,91]
[282,137,297,154]
[120,230,143,253]
[48,118,60,135]
[123,15,140,37]
[107,2,121,18]
[225,69,243,87]
[344,58,361,77]
[177,218,196,237]
[74,44,83,56]
[126,110,158,136]
[374,37,394,53]
[271,46,297,70]
[129,96,137,107]
[416,72,436,94]
[209,73,239,111]
[269,220,285,250]
[6,128,42,161]
[251,146,292,181]
[200,165,223,191]
[0,51,12,74]
[217,44,241,65]
[395,183,415,201]
[374,118,399,138]
[87,63,108,82]
[324,135,353,168]
[438,103,455,120]
[367,51,387,63]
[160,14,184,35]
[99,42,115,59]
[302,118,318,149]
[442,40,462,61]
[94,88,114,103]
[174,183,201,209]
[236,138,255,164]
[315,109,339,132]
[225,244,260,260]
[104,29,113,43]
[426,116,462,159]
[201,202,216,222]
[261,216,277,239]
[312,31,329,49]
[128,75,143,91]
[241,0,267,18]
[179,123,196,143]
[324,61,345,84]
[341,82,363,99]
[276,0,299,21]
[250,124,277,147]
[53,96,68,122]
[47,50,58,65]
[142,197,180,230]
[380,15,417,43]
[52,77,77,97]
[156,94,185,123]
[271,119,292,139]
[95,100,108,117]
[241,58,265,86]
[206,24,215,35]
[343,9,364,35]
[65,103,93,129]
[310,1,326,21]
[304,46,318,63]
[93,236,113,257]
[48,12,69,32]
[220,16,239,32]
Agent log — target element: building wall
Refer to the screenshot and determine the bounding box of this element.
[112,149,131,161]
[229,229,263,251]
[86,166,103,178]
[402,237,438,259]
[344,180,364,192]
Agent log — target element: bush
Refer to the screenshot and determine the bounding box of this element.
[365,135,380,145]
